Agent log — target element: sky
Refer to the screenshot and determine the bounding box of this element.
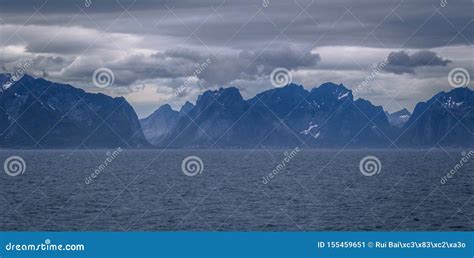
[0,0,473,118]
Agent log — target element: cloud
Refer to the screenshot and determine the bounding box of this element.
[1,0,472,49]
[0,24,142,55]
[0,0,472,118]
[165,45,321,86]
[57,44,321,88]
[384,50,451,74]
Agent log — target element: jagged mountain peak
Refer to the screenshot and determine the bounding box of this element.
[398,87,473,146]
[195,87,245,112]
[144,104,178,121]
[197,87,242,102]
[386,108,411,128]
[391,108,411,116]
[310,82,353,102]
[0,74,149,148]
[250,83,307,105]
[179,101,194,114]
[433,87,473,109]
[157,104,175,112]
[313,82,350,93]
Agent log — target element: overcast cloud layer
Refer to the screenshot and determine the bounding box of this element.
[0,0,473,117]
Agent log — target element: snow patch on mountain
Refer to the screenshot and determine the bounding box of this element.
[338,92,349,100]
[300,123,318,135]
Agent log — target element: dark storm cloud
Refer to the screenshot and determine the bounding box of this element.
[159,45,320,85]
[108,45,321,87]
[384,50,451,74]
[1,0,472,49]
[0,0,225,13]
[241,45,321,69]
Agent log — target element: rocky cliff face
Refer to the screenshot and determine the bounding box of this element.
[0,74,149,148]
[386,108,411,128]
[140,104,179,146]
[398,87,474,147]
[150,83,395,148]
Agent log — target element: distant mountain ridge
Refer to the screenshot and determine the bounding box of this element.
[143,84,473,148]
[1,74,472,148]
[142,83,394,148]
[140,102,195,145]
[0,74,149,148]
[386,108,411,128]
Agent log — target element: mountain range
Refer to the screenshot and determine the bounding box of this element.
[0,74,149,148]
[141,83,473,148]
[1,73,472,148]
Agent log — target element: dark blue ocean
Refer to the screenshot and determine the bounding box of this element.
[0,149,472,231]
